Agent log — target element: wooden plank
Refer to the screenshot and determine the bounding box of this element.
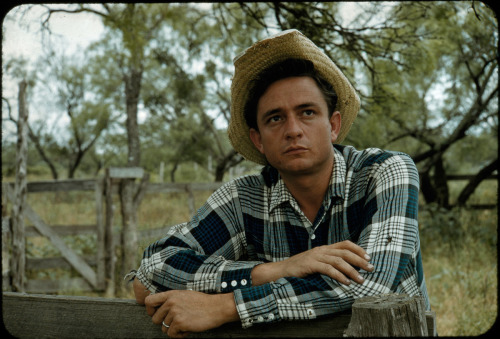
[108,167,144,179]
[104,171,115,297]
[95,178,106,291]
[25,278,93,294]
[26,257,96,270]
[145,182,223,194]
[4,187,97,288]
[3,179,98,193]
[25,224,97,237]
[1,292,352,338]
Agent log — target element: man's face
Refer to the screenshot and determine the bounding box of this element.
[249,76,341,177]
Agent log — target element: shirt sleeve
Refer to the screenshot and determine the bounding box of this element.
[135,181,264,295]
[232,153,424,328]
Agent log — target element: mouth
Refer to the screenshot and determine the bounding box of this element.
[284,146,308,155]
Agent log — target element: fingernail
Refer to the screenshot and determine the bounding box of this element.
[358,275,364,282]
[365,254,371,260]
[367,264,374,270]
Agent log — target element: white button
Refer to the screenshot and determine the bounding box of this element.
[310,234,316,240]
[231,280,237,287]
[307,309,314,316]
[221,282,227,288]
[241,279,247,286]
[268,313,275,320]
[257,316,264,322]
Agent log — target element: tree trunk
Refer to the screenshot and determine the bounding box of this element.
[457,158,498,206]
[214,150,244,182]
[433,156,449,209]
[124,68,143,167]
[27,125,59,180]
[117,66,144,295]
[419,155,450,209]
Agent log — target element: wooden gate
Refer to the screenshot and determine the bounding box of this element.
[2,179,106,293]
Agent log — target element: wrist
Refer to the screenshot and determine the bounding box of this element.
[251,261,284,286]
[216,292,240,324]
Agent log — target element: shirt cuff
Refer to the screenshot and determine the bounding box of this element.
[216,258,263,293]
[233,284,281,328]
[233,279,319,328]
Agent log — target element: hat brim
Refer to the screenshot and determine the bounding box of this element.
[228,29,360,165]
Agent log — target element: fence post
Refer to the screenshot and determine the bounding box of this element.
[344,293,433,336]
[104,169,116,297]
[95,178,105,291]
[11,80,29,292]
[2,216,12,290]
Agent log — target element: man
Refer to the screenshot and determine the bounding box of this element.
[131,30,430,338]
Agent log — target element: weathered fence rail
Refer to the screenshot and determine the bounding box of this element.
[1,178,224,295]
[2,292,436,338]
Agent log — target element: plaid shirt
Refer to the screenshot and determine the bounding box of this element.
[135,145,430,328]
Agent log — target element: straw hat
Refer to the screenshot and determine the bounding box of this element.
[228,29,360,165]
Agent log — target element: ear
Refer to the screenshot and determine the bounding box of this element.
[330,111,342,143]
[249,128,265,154]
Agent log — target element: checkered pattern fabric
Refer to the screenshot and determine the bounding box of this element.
[134,145,430,328]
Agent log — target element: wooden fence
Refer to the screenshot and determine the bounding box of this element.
[1,176,223,295]
[2,292,436,338]
[2,173,496,295]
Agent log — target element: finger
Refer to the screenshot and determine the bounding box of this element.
[161,320,170,334]
[315,262,350,285]
[145,292,169,317]
[317,255,364,284]
[151,301,171,325]
[332,249,374,272]
[168,325,190,339]
[330,241,371,260]
[161,312,175,333]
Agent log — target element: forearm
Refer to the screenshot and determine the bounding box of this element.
[251,241,372,286]
[251,261,284,286]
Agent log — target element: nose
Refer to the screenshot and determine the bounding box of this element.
[284,115,303,139]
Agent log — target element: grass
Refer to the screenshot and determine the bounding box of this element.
[2,177,497,336]
[419,205,497,336]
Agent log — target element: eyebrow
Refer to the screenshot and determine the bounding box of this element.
[260,102,320,122]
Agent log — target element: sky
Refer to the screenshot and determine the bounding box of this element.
[2,4,106,139]
[3,4,104,61]
[1,2,368,139]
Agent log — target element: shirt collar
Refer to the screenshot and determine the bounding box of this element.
[264,146,346,212]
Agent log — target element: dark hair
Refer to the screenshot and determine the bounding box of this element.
[244,58,338,131]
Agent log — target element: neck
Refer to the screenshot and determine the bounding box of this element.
[280,157,334,223]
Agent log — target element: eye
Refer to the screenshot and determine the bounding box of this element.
[267,115,282,123]
[302,109,315,116]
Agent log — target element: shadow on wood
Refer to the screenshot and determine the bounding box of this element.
[2,292,351,338]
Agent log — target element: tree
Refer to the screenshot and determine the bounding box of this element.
[362,2,498,208]
[229,1,497,208]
